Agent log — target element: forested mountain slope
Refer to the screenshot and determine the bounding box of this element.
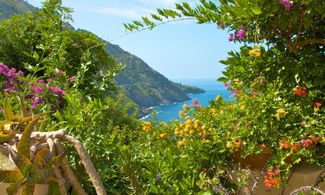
[0,0,204,117]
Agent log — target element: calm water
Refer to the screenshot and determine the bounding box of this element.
[141,79,231,122]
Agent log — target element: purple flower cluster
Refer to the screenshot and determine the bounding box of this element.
[280,0,293,10]
[236,27,245,40]
[0,63,24,93]
[0,63,68,110]
[228,27,245,42]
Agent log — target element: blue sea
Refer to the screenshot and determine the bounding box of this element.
[141,79,231,122]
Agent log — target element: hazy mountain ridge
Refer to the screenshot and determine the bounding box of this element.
[0,0,205,117]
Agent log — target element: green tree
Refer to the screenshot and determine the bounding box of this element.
[122,0,325,193]
[0,0,122,98]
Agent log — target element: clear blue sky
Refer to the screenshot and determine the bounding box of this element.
[27,0,240,80]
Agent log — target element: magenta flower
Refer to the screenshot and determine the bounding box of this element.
[285,1,293,10]
[69,76,76,81]
[228,33,234,42]
[236,28,245,40]
[280,0,293,10]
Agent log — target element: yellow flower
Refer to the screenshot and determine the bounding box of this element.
[237,82,242,88]
[194,123,199,130]
[159,133,167,138]
[256,46,261,50]
[249,49,257,55]
[274,113,281,119]
[179,111,184,119]
[277,108,287,116]
[183,104,189,110]
[209,128,213,132]
[186,120,193,125]
[240,105,245,111]
[174,131,179,136]
[255,52,261,57]
[202,139,210,144]
[216,95,222,101]
[163,124,168,128]
[233,78,239,82]
[201,125,206,130]
[190,129,195,134]
[184,125,190,132]
[226,142,233,148]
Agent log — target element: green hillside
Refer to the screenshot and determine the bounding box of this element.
[0,1,204,117]
[105,42,204,109]
[0,0,35,20]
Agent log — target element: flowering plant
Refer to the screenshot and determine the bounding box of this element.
[0,63,72,113]
[123,0,325,193]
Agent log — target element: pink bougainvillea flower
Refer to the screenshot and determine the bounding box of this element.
[280,0,293,10]
[236,28,245,40]
[228,33,234,42]
[285,1,293,10]
[193,99,198,104]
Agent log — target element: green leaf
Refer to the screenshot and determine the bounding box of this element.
[18,117,40,159]
[0,170,23,183]
[13,111,52,123]
[0,152,24,183]
[21,182,35,195]
[3,94,14,121]
[217,77,228,83]
[39,118,49,132]
[0,132,16,144]
[48,121,66,132]
[7,179,26,195]
[48,182,63,195]
[251,5,262,15]
[18,96,27,118]
[8,146,32,176]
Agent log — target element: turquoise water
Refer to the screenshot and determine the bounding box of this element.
[141,79,231,122]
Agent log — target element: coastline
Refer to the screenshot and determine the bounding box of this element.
[137,91,205,120]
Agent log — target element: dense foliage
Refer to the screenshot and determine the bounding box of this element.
[122,0,325,193]
[0,0,121,98]
[0,0,324,194]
